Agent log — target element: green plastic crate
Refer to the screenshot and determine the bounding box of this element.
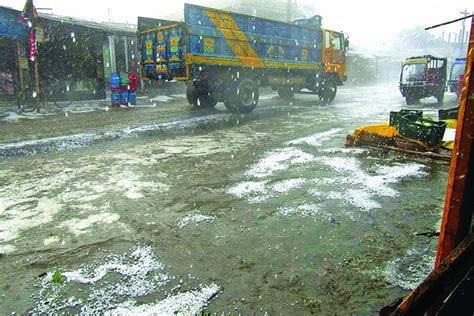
[438,107,459,120]
[389,109,423,129]
[397,114,447,147]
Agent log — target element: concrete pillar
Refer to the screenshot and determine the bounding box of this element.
[108,35,116,73]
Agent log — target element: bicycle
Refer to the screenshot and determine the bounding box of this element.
[16,76,73,113]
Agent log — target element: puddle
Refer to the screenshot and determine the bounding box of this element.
[382,245,435,290]
[288,128,343,147]
[277,204,321,218]
[33,246,220,314]
[271,178,306,193]
[227,180,270,203]
[246,147,315,178]
[178,213,216,229]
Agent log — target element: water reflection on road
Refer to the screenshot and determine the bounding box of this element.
[0,85,454,314]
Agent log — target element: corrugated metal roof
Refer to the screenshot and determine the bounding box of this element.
[38,13,137,34]
[0,5,136,35]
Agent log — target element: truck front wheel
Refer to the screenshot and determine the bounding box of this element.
[319,78,337,104]
[225,78,259,113]
[186,85,217,109]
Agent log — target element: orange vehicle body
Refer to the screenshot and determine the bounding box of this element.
[321,28,347,84]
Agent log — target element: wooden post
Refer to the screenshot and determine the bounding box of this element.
[435,16,474,267]
[34,58,40,112]
[16,40,24,89]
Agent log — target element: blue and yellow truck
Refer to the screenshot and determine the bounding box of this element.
[139,4,348,113]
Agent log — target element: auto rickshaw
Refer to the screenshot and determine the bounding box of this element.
[399,55,447,105]
[448,57,466,99]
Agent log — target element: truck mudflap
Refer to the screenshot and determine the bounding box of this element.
[141,24,187,80]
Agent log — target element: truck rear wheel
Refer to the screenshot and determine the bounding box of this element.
[225,78,259,113]
[278,87,295,100]
[319,78,337,104]
[186,85,217,109]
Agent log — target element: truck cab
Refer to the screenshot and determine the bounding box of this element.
[321,28,348,85]
[293,17,347,85]
[399,55,447,105]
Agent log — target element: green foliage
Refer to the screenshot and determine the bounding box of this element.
[52,270,65,284]
[391,26,459,58]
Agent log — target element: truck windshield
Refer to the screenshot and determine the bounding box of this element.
[450,63,466,81]
[401,63,426,83]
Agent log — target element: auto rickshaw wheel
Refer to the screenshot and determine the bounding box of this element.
[436,92,444,104]
[405,94,419,105]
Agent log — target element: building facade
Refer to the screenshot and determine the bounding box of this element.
[0,6,138,101]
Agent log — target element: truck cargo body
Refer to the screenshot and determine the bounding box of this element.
[140,4,346,113]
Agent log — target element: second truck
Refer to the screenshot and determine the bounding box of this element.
[139,4,348,113]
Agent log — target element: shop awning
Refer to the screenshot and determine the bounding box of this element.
[0,6,28,40]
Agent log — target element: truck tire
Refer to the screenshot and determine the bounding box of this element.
[319,78,337,104]
[224,78,259,113]
[278,87,295,100]
[405,94,419,105]
[436,92,444,104]
[186,85,217,109]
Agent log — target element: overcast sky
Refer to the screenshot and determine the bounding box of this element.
[1,0,472,51]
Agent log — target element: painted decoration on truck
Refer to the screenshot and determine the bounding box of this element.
[155,64,168,75]
[183,4,323,70]
[156,30,167,62]
[204,9,264,67]
[170,36,179,54]
[142,32,155,63]
[266,45,285,59]
[301,48,309,61]
[203,37,215,54]
[157,31,164,44]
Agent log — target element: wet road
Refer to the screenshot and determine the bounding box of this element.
[0,84,457,314]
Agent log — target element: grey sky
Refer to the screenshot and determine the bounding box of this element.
[1,0,472,50]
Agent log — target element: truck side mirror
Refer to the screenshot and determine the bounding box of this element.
[344,38,349,52]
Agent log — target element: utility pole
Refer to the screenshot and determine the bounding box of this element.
[460,9,469,50]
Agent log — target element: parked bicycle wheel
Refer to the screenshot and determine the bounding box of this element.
[44,76,73,109]
[16,88,38,113]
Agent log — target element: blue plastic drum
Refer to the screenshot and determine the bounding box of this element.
[128,91,137,105]
[120,90,129,105]
[111,90,121,106]
[110,73,120,90]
